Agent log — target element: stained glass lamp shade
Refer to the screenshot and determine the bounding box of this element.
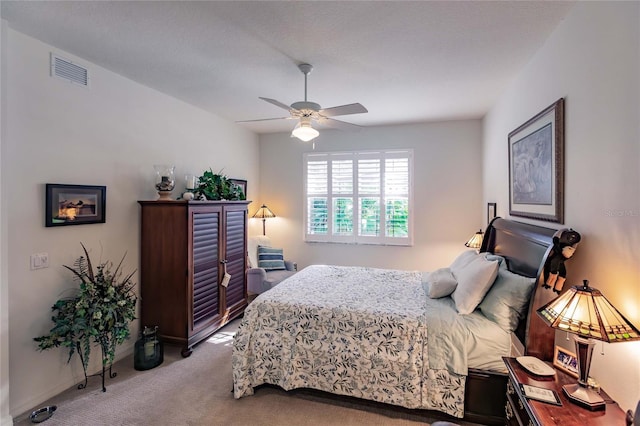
[537,280,640,410]
[252,204,276,235]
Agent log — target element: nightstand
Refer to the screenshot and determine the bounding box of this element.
[503,357,626,426]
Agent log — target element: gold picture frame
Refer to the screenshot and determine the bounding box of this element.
[553,345,578,378]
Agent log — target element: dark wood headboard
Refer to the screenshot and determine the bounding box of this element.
[479,217,557,361]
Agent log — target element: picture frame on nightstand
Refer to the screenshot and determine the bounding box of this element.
[553,346,579,378]
[521,384,563,406]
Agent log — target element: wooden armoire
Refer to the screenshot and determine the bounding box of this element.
[138,200,250,356]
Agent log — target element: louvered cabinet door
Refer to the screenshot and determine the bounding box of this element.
[139,200,249,358]
[190,206,222,336]
[222,205,248,317]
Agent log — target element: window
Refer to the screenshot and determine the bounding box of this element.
[304,149,413,245]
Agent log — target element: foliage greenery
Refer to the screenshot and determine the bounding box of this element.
[194,169,245,201]
[34,243,137,386]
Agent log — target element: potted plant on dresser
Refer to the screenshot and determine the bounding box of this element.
[193,169,245,201]
[34,243,137,392]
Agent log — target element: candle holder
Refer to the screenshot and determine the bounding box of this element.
[185,174,197,191]
[182,174,197,201]
[153,165,175,200]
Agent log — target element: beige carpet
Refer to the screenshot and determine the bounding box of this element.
[14,319,481,426]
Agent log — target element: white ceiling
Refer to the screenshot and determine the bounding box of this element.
[1,1,574,134]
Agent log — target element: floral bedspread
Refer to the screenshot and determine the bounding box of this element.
[232,265,466,418]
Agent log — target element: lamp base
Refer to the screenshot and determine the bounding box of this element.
[562,383,605,411]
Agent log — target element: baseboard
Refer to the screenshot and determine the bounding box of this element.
[11,378,73,421]
[11,343,134,419]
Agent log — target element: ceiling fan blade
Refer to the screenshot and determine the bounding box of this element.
[317,117,363,131]
[259,97,295,112]
[319,103,368,117]
[236,117,292,123]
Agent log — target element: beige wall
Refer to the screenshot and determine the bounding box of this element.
[483,2,640,411]
[1,26,259,417]
[257,120,483,273]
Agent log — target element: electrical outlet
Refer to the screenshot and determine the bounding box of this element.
[30,253,49,270]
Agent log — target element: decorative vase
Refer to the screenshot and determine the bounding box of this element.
[154,165,175,200]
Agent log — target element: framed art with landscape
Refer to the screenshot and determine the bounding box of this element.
[45,184,106,227]
[508,98,564,223]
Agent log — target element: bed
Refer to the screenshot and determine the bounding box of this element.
[232,218,559,424]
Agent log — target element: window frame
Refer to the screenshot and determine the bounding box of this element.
[303,149,413,246]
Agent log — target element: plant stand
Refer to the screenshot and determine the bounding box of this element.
[75,342,117,392]
[33,244,137,394]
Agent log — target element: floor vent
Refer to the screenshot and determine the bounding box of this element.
[50,53,89,87]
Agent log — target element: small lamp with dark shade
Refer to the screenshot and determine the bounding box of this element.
[537,279,640,411]
[252,204,276,235]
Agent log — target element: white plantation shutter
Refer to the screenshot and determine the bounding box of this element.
[332,160,354,236]
[358,157,381,238]
[307,160,328,194]
[385,157,409,238]
[358,159,380,194]
[304,150,412,245]
[385,158,409,195]
[332,160,353,194]
[305,160,328,235]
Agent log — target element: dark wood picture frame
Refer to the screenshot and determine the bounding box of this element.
[508,98,564,223]
[553,345,579,378]
[45,184,106,227]
[487,202,497,226]
[230,179,247,200]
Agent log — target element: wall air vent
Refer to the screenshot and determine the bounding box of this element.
[50,53,89,87]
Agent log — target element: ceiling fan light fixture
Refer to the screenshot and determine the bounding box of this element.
[291,118,319,142]
[239,64,367,135]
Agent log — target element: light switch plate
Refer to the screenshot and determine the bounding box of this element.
[30,253,49,270]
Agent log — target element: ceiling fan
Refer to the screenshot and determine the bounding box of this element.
[238,63,368,142]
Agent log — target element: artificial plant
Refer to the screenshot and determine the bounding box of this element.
[34,243,137,392]
[194,169,245,201]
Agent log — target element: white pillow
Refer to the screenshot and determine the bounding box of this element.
[450,256,499,314]
[449,250,479,279]
[423,268,458,299]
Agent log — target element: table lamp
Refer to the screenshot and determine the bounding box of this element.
[537,280,640,410]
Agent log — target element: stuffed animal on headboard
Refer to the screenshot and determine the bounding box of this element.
[542,228,581,294]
